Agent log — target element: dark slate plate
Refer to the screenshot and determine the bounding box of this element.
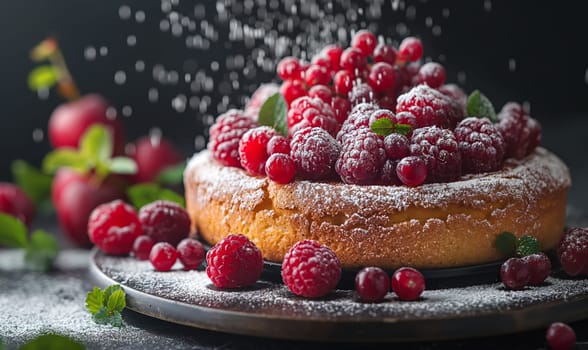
[89,249,588,342]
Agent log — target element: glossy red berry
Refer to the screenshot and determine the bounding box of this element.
[373,44,398,64]
[546,322,576,350]
[208,109,258,168]
[304,64,331,87]
[139,200,191,246]
[398,37,423,63]
[88,200,143,255]
[266,135,290,156]
[391,267,425,301]
[557,227,588,276]
[384,134,410,159]
[340,47,366,73]
[132,235,155,260]
[265,153,295,184]
[308,85,333,103]
[177,238,205,270]
[348,83,376,106]
[522,253,552,285]
[368,62,396,93]
[351,30,377,57]
[500,257,531,290]
[331,96,351,125]
[333,70,354,96]
[277,56,303,81]
[396,156,427,187]
[290,127,340,180]
[206,234,263,289]
[355,267,390,302]
[238,126,279,176]
[320,45,343,71]
[417,62,446,88]
[149,242,178,272]
[410,126,462,183]
[280,80,307,105]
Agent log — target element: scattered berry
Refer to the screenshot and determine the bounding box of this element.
[149,242,178,272]
[333,70,354,96]
[132,235,155,260]
[391,267,425,301]
[281,240,342,298]
[308,85,333,103]
[368,62,396,93]
[139,200,191,246]
[177,238,205,270]
[384,133,410,159]
[396,85,464,128]
[336,128,387,185]
[522,253,552,285]
[266,135,290,156]
[287,96,338,137]
[304,64,331,87]
[373,43,397,64]
[340,47,366,72]
[238,126,279,176]
[206,234,263,289]
[454,117,505,174]
[397,37,423,63]
[417,62,446,88]
[351,30,377,57]
[265,153,296,184]
[410,126,462,183]
[355,267,390,302]
[500,257,530,290]
[496,102,542,159]
[277,57,303,81]
[280,80,307,105]
[438,84,467,112]
[0,183,35,227]
[394,111,418,135]
[557,227,588,276]
[208,110,258,168]
[290,127,340,180]
[88,200,143,255]
[546,322,576,350]
[396,156,428,187]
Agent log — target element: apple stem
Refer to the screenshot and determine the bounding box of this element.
[49,46,81,102]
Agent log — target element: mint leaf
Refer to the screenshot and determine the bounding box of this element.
[495,231,517,256]
[19,334,84,350]
[80,125,113,164]
[93,308,124,327]
[127,183,185,209]
[103,284,123,303]
[108,157,137,175]
[24,230,59,272]
[27,65,60,91]
[156,162,186,186]
[85,287,104,315]
[0,212,28,248]
[258,93,288,137]
[516,235,541,257]
[466,90,497,122]
[11,160,53,205]
[42,149,89,174]
[106,289,126,313]
[370,118,412,137]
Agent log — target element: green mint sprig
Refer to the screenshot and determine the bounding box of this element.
[495,232,541,257]
[11,160,53,213]
[19,334,85,350]
[466,90,497,122]
[156,162,186,186]
[86,285,127,327]
[370,118,412,137]
[516,235,541,257]
[126,183,185,209]
[258,93,288,137]
[0,213,59,272]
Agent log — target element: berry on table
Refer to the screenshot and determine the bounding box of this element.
[355,267,390,302]
[416,62,446,88]
[177,238,205,270]
[410,126,462,183]
[132,235,155,260]
[336,128,387,185]
[500,257,530,290]
[368,62,396,93]
[139,200,191,246]
[522,253,552,285]
[397,37,423,63]
[557,227,588,276]
[206,234,263,289]
[546,322,576,350]
[265,153,296,184]
[281,240,342,298]
[351,30,377,57]
[290,127,340,180]
[277,56,303,81]
[88,200,143,255]
[208,109,258,168]
[391,267,425,301]
[149,242,178,272]
[396,156,428,187]
[238,126,279,176]
[454,117,505,174]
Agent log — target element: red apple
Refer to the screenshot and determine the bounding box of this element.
[48,94,125,154]
[52,168,123,247]
[0,183,35,227]
[129,136,183,183]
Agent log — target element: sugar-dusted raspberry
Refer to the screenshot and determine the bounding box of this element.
[384,134,410,159]
[396,156,427,187]
[304,64,331,87]
[522,253,552,285]
[208,110,258,168]
[500,257,530,290]
[308,85,333,103]
[265,153,295,184]
[280,80,307,105]
[331,96,351,125]
[149,242,178,272]
[454,117,505,174]
[336,128,387,185]
[88,200,143,255]
[348,82,376,107]
[368,108,395,127]
[557,227,588,276]
[373,43,397,65]
[177,238,205,270]
[336,103,379,143]
[290,127,340,180]
[139,200,191,246]
[333,70,354,96]
[238,126,279,176]
[132,235,155,261]
[281,240,342,298]
[546,322,576,350]
[355,267,390,302]
[396,85,464,128]
[287,96,338,137]
[391,267,425,301]
[397,37,423,63]
[410,126,462,183]
[277,56,303,81]
[496,102,542,159]
[417,62,446,88]
[437,84,467,113]
[267,135,290,156]
[206,234,263,289]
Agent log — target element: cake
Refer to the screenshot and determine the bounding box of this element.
[184,31,571,269]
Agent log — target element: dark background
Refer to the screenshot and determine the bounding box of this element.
[1,0,587,182]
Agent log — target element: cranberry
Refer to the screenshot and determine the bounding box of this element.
[280,80,307,105]
[132,235,155,260]
[340,47,366,73]
[304,64,330,87]
[398,37,423,63]
[500,257,530,290]
[384,134,410,159]
[355,267,390,302]
[391,267,425,301]
[334,70,354,96]
[546,322,576,350]
[351,30,377,57]
[177,238,205,270]
[149,242,178,272]
[277,56,303,81]
[557,227,588,276]
[522,253,552,285]
[417,62,446,88]
[381,159,401,185]
[265,153,296,184]
[320,44,343,71]
[129,136,183,183]
[308,85,333,103]
[267,135,290,156]
[311,55,331,70]
[396,156,427,187]
[0,183,35,227]
[88,200,143,255]
[238,126,279,176]
[331,97,351,125]
[373,44,398,64]
[368,62,396,93]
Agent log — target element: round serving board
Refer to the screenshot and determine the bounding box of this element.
[89,249,588,342]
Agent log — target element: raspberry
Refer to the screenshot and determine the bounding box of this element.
[290,127,340,180]
[391,267,425,301]
[368,108,395,127]
[500,257,530,290]
[522,253,551,285]
[132,235,155,260]
[265,153,295,184]
[287,96,338,137]
[208,110,258,168]
[149,242,178,272]
[281,240,341,298]
[280,80,307,105]
[396,156,428,187]
[177,238,205,270]
[496,102,542,159]
[557,227,588,276]
[331,96,351,125]
[546,322,576,350]
[394,111,418,135]
[454,117,505,174]
[348,82,376,107]
[333,70,354,96]
[277,56,303,81]
[384,133,410,159]
[245,83,280,118]
[396,85,464,128]
[398,37,423,63]
[88,200,142,255]
[266,135,290,156]
[417,62,446,88]
[308,85,332,104]
[410,126,462,183]
[438,84,467,112]
[351,30,377,57]
[336,128,387,185]
[139,200,191,246]
[368,62,396,93]
[355,267,390,302]
[319,45,343,71]
[340,47,366,72]
[336,103,378,143]
[206,234,263,288]
[373,43,397,64]
[304,64,331,87]
[238,126,279,176]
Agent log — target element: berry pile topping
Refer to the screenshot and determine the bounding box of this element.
[391,267,425,301]
[265,153,295,184]
[496,102,542,159]
[139,200,191,246]
[396,84,464,129]
[88,200,142,255]
[287,96,338,137]
[546,322,576,350]
[238,126,279,176]
[355,267,389,302]
[290,127,340,180]
[208,110,258,168]
[281,240,342,298]
[396,156,428,187]
[454,117,505,174]
[206,234,263,289]
[336,128,387,185]
[557,227,588,276]
[410,126,462,183]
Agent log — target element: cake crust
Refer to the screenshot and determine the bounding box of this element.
[185,148,570,269]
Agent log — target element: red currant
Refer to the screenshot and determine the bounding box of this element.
[304,64,330,87]
[149,242,178,272]
[280,80,307,105]
[522,253,552,285]
[391,267,425,301]
[267,135,290,155]
[396,156,427,187]
[265,153,295,184]
[340,47,366,73]
[277,57,302,81]
[308,85,333,103]
[320,44,343,71]
[379,94,396,110]
[334,70,354,96]
[546,322,576,350]
[500,257,530,290]
[132,235,155,260]
[351,30,377,57]
[398,37,423,63]
[368,62,396,93]
[373,44,398,64]
[177,238,205,270]
[331,96,351,125]
[355,267,390,302]
[417,62,446,88]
